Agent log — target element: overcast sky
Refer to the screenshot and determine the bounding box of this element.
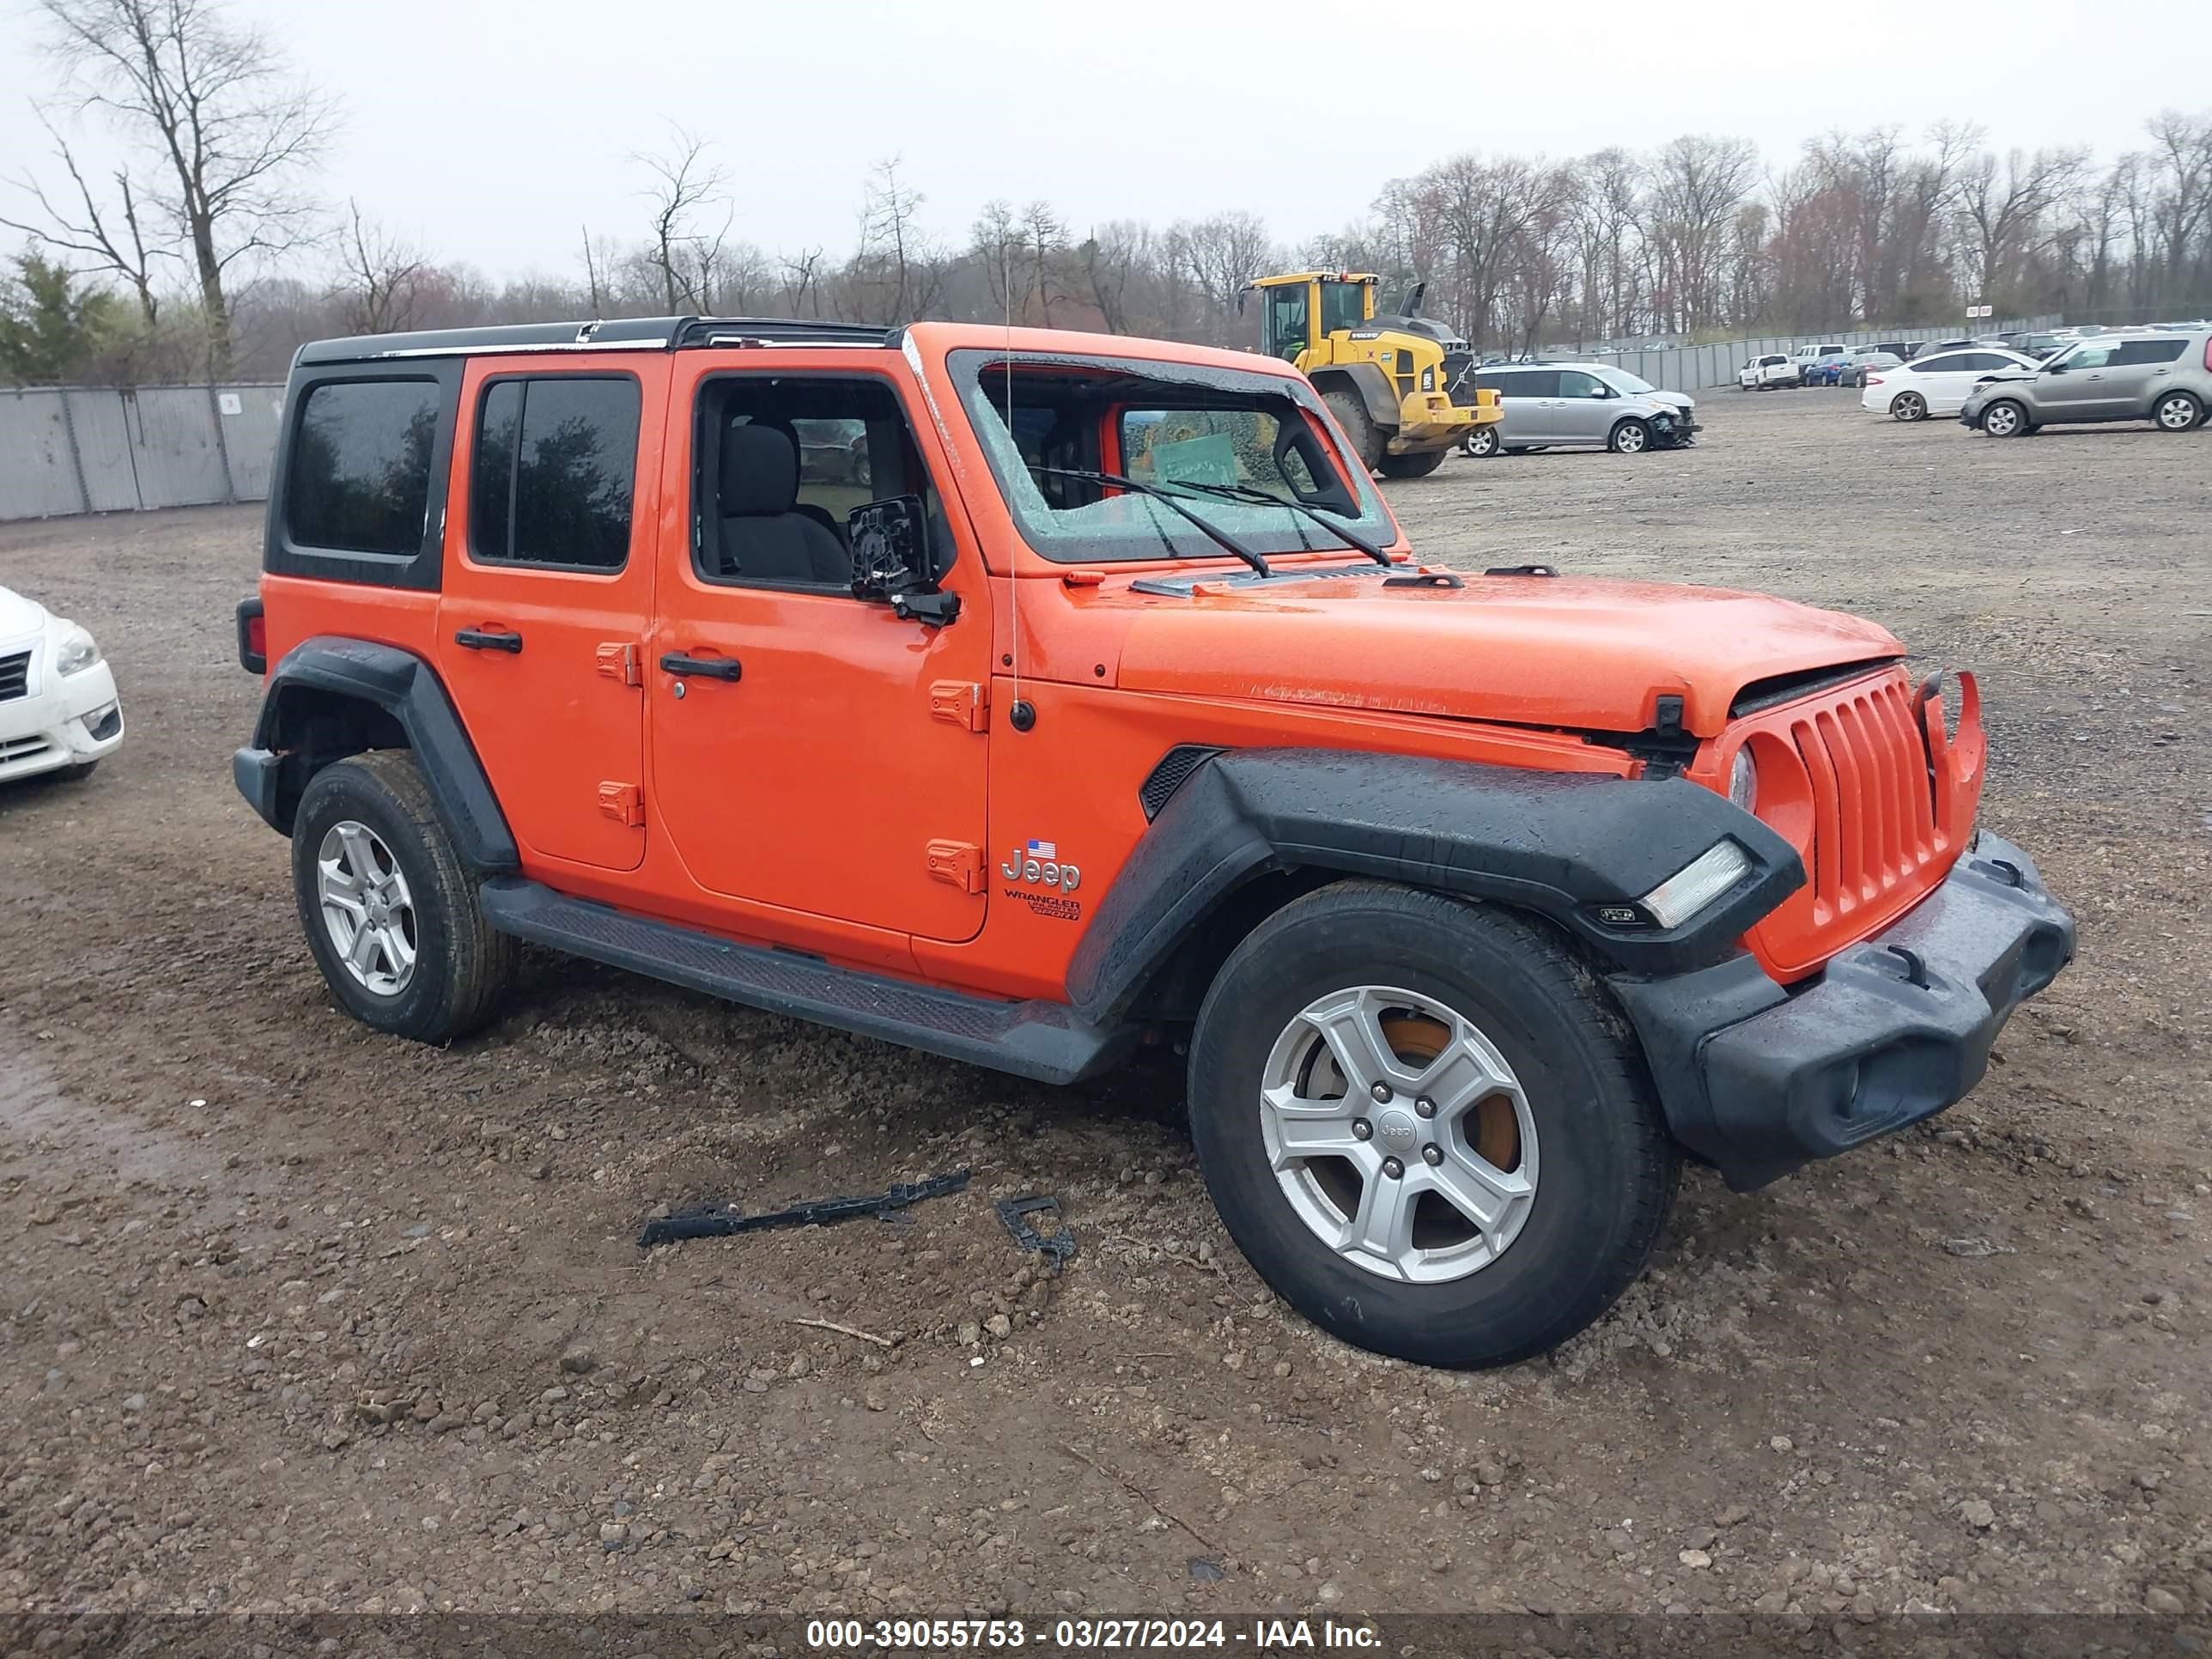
[3,0,2209,284]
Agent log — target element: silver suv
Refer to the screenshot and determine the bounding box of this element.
[1960,329,2212,436]
[1459,362,1698,456]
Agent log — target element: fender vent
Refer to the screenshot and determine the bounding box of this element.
[1139,744,1224,820]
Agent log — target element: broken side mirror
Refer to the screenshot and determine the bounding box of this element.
[848,495,959,625]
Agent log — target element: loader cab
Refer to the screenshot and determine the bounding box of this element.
[1254,273,1376,364]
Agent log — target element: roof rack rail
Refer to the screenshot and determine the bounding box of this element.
[295,315,895,365]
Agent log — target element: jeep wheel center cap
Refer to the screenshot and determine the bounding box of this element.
[1376,1110,1419,1152]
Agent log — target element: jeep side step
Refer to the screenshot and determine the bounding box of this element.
[477,879,1133,1085]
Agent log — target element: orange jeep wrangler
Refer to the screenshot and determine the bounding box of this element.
[234,316,2074,1368]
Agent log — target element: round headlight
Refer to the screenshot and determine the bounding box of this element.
[55,624,101,677]
[1728,746,1758,814]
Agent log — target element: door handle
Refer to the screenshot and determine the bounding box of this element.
[454,628,523,653]
[659,652,742,682]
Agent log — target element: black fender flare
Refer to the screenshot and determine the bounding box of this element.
[1064,749,1802,1022]
[1308,362,1401,433]
[231,636,517,872]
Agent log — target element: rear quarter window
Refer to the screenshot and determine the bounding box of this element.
[266,362,461,591]
[287,380,441,556]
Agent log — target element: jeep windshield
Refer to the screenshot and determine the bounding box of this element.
[949,348,1396,566]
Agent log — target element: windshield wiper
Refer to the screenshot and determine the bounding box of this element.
[1162,479,1393,567]
[1028,465,1271,578]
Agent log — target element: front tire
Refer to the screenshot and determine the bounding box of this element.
[1322,386,1384,474]
[1890,391,1927,422]
[2153,391,2203,432]
[1980,399,2029,438]
[290,750,517,1042]
[1187,882,1677,1368]
[1608,418,1652,454]
[1378,447,1448,478]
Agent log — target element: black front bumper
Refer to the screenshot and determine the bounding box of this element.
[1610,832,2074,1192]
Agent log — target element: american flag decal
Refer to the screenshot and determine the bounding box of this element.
[1027,839,1056,860]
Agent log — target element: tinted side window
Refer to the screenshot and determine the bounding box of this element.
[1557,370,1607,398]
[2114,339,2187,365]
[287,380,441,556]
[471,376,640,570]
[1501,370,1560,398]
[1912,354,1969,374]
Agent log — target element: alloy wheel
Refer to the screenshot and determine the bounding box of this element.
[1258,985,1538,1284]
[315,819,418,997]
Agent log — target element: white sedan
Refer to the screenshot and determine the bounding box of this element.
[1863,347,2045,421]
[0,586,124,785]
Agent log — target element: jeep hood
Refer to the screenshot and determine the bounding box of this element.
[1109,569,1900,738]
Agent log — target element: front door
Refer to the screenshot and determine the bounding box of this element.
[2035,342,2130,421]
[647,361,992,944]
[436,359,662,872]
[1553,369,1617,444]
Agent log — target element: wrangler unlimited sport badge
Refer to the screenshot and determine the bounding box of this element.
[1002,839,1082,920]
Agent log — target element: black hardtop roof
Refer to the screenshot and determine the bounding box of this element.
[294,315,894,366]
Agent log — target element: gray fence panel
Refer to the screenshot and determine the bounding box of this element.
[126,386,231,507]
[221,387,283,500]
[0,391,84,520]
[64,391,141,512]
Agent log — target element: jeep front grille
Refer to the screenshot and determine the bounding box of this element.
[0,650,27,702]
[1786,675,1937,921]
[1729,662,1985,981]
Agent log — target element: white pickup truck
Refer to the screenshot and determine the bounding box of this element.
[1739,354,1798,390]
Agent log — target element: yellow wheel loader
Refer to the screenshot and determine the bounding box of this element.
[1243,271,1499,477]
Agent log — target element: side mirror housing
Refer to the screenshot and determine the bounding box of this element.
[848,495,959,625]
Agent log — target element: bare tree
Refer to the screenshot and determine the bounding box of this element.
[1079,220,1153,333]
[778,246,824,317]
[33,0,336,374]
[337,199,429,334]
[1020,200,1066,325]
[969,198,1024,317]
[1952,136,2087,304]
[1,105,173,325]
[1643,135,1758,331]
[858,155,929,321]
[635,124,729,312]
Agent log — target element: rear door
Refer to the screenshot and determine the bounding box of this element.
[1507,369,1566,441]
[2034,341,2125,420]
[2110,337,2190,414]
[1905,351,1978,414]
[435,358,663,872]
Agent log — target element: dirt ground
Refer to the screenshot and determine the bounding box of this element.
[2,387,2209,1626]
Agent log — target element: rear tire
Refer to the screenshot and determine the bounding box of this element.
[290,750,517,1043]
[2152,391,2203,432]
[1187,881,1678,1368]
[1462,424,1501,459]
[1322,386,1384,474]
[1608,418,1652,454]
[1378,447,1448,478]
[1890,391,1927,422]
[1980,399,2029,438]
